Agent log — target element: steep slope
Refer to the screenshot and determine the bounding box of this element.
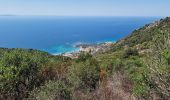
[96,17,170,99]
[112,17,170,51]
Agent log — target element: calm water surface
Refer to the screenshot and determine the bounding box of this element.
[0,16,160,54]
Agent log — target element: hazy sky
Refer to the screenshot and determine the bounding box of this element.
[0,0,170,16]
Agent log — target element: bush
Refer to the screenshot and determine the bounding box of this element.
[29,80,71,100]
[76,52,92,62]
[161,49,170,65]
[69,58,100,91]
[123,48,139,58]
[147,34,170,99]
[0,49,49,99]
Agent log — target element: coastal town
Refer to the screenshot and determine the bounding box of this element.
[62,42,115,58]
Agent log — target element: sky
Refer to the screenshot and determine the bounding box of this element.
[0,0,170,16]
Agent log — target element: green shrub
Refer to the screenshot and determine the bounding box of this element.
[29,80,71,100]
[147,34,170,99]
[76,52,92,62]
[131,67,151,96]
[112,59,124,72]
[123,48,139,58]
[69,58,100,91]
[0,49,49,99]
[124,57,151,96]
[161,49,170,65]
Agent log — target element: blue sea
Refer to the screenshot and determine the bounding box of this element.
[0,16,160,54]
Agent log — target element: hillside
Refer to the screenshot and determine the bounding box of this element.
[0,17,170,100]
[112,17,170,51]
[95,17,170,99]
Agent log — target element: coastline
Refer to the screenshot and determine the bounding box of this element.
[60,41,115,58]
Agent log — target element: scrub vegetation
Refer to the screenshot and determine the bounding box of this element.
[0,17,170,100]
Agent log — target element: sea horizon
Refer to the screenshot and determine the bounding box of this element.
[0,16,161,54]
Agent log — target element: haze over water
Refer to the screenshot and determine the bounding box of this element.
[0,16,160,54]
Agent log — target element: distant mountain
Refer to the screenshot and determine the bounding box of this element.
[0,14,16,16]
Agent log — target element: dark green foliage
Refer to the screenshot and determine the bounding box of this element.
[161,49,170,65]
[0,49,50,99]
[69,58,100,91]
[124,57,151,96]
[76,52,93,62]
[123,48,139,58]
[29,80,71,100]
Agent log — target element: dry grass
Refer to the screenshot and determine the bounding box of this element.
[72,71,136,100]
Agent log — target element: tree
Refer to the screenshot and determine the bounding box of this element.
[69,58,100,91]
[0,49,49,99]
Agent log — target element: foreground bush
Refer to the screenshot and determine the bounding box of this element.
[69,58,100,91]
[123,48,139,58]
[147,33,170,99]
[29,80,71,100]
[0,49,49,99]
